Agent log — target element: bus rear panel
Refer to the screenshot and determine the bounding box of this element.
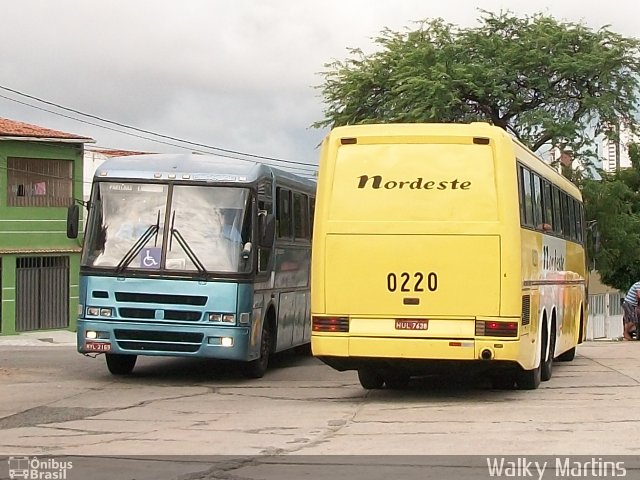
[311,123,586,389]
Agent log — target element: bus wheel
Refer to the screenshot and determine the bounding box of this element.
[557,347,576,362]
[516,364,541,390]
[384,371,410,389]
[243,321,271,379]
[541,322,555,381]
[105,354,137,375]
[357,368,384,389]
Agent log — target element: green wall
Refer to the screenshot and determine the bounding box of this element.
[0,140,85,334]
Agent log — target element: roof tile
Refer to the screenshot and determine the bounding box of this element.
[0,117,93,141]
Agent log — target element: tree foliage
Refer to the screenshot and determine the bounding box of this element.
[314,10,640,156]
[581,143,640,291]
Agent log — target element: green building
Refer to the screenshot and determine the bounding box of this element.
[0,118,93,335]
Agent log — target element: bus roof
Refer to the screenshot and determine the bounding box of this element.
[94,153,316,192]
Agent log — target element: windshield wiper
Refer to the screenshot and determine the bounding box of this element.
[115,211,161,273]
[168,210,207,275]
[170,228,207,275]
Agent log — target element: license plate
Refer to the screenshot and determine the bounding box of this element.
[395,319,428,330]
[85,341,112,352]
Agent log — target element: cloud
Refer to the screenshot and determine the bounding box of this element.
[1,0,638,170]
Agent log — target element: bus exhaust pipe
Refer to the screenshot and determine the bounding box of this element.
[481,349,493,360]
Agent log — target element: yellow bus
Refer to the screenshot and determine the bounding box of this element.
[311,123,587,390]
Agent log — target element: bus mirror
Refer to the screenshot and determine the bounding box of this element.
[260,214,276,248]
[242,242,252,259]
[67,204,80,239]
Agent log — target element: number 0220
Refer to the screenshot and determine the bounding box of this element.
[386,272,437,292]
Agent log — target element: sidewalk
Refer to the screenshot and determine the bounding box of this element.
[0,329,76,346]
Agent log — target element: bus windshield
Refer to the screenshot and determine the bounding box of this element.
[82,182,252,274]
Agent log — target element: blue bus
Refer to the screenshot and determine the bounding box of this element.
[67,153,315,377]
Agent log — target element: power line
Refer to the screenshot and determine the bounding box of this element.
[0,85,318,168]
[0,93,213,154]
[0,95,318,175]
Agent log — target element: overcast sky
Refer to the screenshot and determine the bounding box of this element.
[1,0,638,175]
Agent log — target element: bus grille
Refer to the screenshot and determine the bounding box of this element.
[115,292,207,306]
[119,308,202,321]
[114,329,203,353]
[521,295,531,326]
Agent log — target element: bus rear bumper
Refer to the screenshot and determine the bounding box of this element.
[77,319,254,361]
[312,335,531,371]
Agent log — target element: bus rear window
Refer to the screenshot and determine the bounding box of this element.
[328,143,498,222]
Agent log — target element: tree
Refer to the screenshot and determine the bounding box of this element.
[314,10,640,157]
[581,143,640,291]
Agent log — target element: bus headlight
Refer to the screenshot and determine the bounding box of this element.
[87,307,114,317]
[86,330,110,339]
[208,313,236,324]
[207,336,234,347]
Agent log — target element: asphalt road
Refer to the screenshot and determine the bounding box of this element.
[1,333,639,479]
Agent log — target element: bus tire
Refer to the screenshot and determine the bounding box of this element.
[243,321,271,379]
[557,347,576,362]
[517,364,541,390]
[541,321,555,381]
[357,368,384,389]
[384,371,410,389]
[105,354,137,375]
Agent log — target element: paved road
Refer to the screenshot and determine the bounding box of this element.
[0,333,639,479]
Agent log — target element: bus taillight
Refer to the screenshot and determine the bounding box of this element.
[312,316,349,332]
[475,320,518,337]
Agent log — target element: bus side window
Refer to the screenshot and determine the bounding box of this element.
[552,186,562,235]
[517,165,526,226]
[560,192,571,239]
[575,200,584,243]
[520,166,534,227]
[531,172,543,230]
[568,196,577,241]
[542,180,554,232]
[310,197,315,238]
[258,181,274,272]
[293,192,309,240]
[277,187,292,239]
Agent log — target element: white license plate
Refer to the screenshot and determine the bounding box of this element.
[85,341,112,352]
[395,319,429,330]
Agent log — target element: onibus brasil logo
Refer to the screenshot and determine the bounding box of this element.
[7,457,73,479]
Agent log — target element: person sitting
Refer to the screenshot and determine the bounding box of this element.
[622,281,640,340]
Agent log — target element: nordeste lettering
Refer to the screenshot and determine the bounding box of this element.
[357,175,471,190]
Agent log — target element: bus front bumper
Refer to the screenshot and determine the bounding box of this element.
[77,319,256,361]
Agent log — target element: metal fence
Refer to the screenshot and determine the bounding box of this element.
[15,256,69,331]
[587,292,624,340]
